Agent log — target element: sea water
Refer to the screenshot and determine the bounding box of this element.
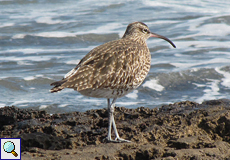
[1,0,230,113]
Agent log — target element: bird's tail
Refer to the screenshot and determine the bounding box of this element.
[50,79,67,93]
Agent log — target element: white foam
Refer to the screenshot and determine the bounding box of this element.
[36,17,62,25]
[190,68,199,72]
[24,76,35,81]
[175,18,230,42]
[215,67,230,88]
[58,104,68,108]
[0,22,14,28]
[66,59,80,65]
[17,48,44,54]
[0,76,11,80]
[39,105,48,109]
[3,47,93,55]
[80,22,123,36]
[126,90,138,99]
[196,79,223,103]
[12,22,123,39]
[24,75,43,81]
[12,34,26,39]
[170,62,195,69]
[12,32,75,39]
[149,20,179,25]
[190,23,230,37]
[0,103,6,108]
[37,31,76,38]
[172,14,230,50]
[17,61,33,65]
[143,0,229,14]
[11,99,50,106]
[1,56,52,62]
[171,58,230,70]
[158,39,230,49]
[192,83,206,88]
[142,79,164,91]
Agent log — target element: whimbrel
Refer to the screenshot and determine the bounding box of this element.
[50,22,176,142]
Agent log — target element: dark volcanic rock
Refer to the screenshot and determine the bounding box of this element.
[1,99,230,160]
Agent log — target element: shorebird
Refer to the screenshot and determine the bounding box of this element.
[50,22,176,142]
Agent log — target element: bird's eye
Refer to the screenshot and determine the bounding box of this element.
[142,29,149,33]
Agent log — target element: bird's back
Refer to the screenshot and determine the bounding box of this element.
[50,37,151,98]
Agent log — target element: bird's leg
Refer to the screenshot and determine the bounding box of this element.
[111,100,131,143]
[106,98,131,143]
[106,98,113,141]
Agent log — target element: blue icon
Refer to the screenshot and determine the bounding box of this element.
[3,141,18,157]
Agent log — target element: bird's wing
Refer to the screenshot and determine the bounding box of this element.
[51,39,149,92]
[62,40,144,91]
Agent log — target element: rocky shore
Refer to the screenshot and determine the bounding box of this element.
[1,99,230,160]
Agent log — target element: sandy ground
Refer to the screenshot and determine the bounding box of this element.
[1,99,230,160]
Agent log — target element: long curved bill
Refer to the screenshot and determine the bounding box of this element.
[150,32,176,48]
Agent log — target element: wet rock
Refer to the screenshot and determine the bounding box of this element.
[19,132,71,151]
[1,99,230,159]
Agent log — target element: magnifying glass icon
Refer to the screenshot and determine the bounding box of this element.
[3,141,18,157]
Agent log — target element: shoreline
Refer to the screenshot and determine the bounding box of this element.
[1,99,230,159]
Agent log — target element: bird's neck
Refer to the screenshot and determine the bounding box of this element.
[122,35,147,45]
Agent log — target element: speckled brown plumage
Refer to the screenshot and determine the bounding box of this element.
[51,22,151,97]
[50,22,176,142]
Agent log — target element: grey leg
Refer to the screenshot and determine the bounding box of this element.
[106,98,131,143]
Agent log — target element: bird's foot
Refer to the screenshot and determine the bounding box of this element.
[114,137,132,143]
[103,137,131,143]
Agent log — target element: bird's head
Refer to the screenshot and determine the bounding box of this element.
[123,22,176,48]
